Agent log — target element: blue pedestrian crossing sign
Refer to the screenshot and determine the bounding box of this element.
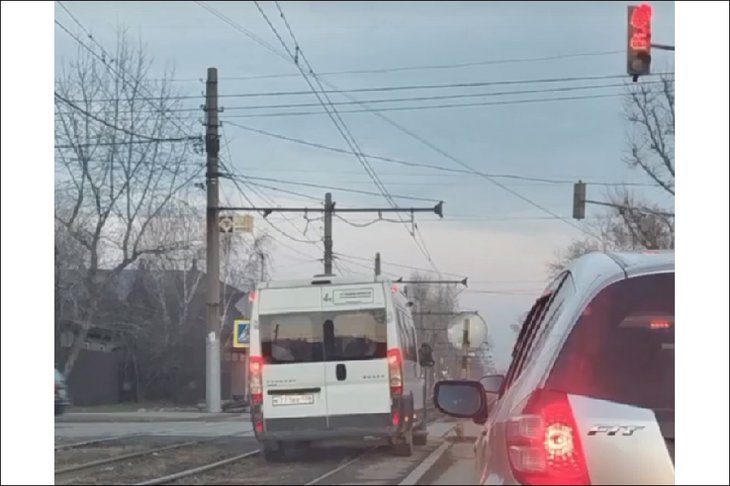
[233,319,250,348]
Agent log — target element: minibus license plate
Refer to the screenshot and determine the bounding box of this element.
[272,394,314,406]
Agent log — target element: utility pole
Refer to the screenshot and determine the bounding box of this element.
[374,252,381,277]
[460,317,471,380]
[324,192,334,275]
[205,67,222,414]
[456,315,471,440]
[414,299,430,425]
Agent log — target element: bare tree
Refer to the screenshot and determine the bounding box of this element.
[548,237,603,277]
[550,72,675,275]
[624,73,675,198]
[54,30,202,375]
[406,275,466,379]
[220,231,272,327]
[548,207,672,276]
[607,71,676,246]
[124,200,205,400]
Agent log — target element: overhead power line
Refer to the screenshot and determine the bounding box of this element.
[311,76,608,242]
[335,252,465,278]
[219,159,324,246]
[252,0,442,275]
[222,92,627,118]
[54,92,200,144]
[222,121,658,188]
[54,80,663,115]
[199,50,626,80]
[216,81,661,112]
[219,126,325,248]
[242,180,323,202]
[61,72,675,103]
[192,0,290,63]
[54,14,196,139]
[221,173,440,203]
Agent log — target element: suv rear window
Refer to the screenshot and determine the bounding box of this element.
[547,272,674,411]
[260,309,387,364]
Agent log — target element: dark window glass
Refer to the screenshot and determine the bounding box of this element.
[260,312,323,364]
[261,309,387,363]
[323,309,387,361]
[548,273,674,411]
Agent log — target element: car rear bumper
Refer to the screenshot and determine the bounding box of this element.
[256,413,399,442]
[257,425,396,442]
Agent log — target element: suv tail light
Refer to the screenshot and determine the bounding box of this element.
[506,390,590,485]
[249,355,264,405]
[387,348,403,397]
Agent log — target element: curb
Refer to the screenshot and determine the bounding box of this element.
[398,423,459,486]
[399,441,452,485]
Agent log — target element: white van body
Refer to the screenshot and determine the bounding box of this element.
[248,274,426,458]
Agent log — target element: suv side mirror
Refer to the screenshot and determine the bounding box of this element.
[433,380,487,421]
[419,343,435,368]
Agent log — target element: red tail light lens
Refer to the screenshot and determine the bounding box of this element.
[506,390,590,485]
[392,409,401,427]
[249,355,264,405]
[650,319,671,329]
[387,348,403,396]
[255,419,264,434]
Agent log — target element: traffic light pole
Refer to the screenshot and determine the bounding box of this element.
[584,199,675,218]
[573,180,675,220]
[651,43,675,51]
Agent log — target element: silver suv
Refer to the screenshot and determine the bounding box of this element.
[435,251,674,485]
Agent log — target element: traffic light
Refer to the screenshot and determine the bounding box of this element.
[627,4,652,79]
[573,181,586,220]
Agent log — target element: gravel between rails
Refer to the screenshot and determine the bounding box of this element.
[55,437,182,470]
[55,437,256,485]
[163,444,370,486]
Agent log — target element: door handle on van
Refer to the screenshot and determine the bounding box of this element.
[336,363,347,381]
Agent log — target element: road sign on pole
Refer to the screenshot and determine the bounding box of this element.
[233,214,254,233]
[446,312,487,350]
[220,214,254,233]
[233,319,250,348]
[219,215,233,233]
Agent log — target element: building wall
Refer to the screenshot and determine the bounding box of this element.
[65,349,122,406]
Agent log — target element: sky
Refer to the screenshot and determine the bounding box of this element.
[54,1,675,372]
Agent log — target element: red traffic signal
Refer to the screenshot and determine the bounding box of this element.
[627,4,652,78]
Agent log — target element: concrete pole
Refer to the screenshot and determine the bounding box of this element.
[205,67,221,413]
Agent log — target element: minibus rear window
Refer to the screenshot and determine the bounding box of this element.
[260,309,387,363]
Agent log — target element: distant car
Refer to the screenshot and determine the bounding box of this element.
[435,251,675,485]
[55,368,71,415]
